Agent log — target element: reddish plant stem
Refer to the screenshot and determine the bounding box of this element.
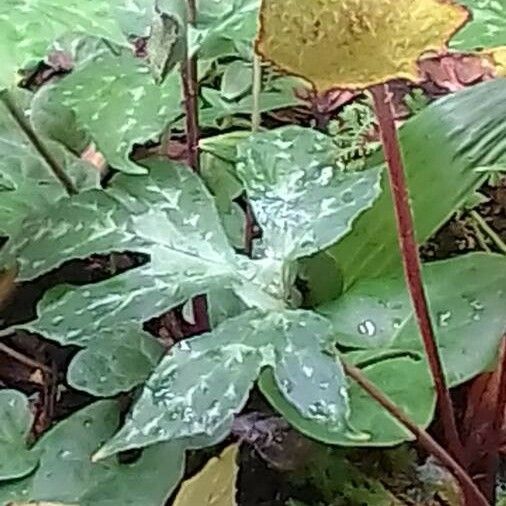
[181,0,209,332]
[370,84,464,463]
[343,361,489,506]
[181,0,201,173]
[489,337,506,503]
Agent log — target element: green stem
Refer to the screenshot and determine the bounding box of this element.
[0,91,78,196]
[471,210,506,255]
[251,54,262,132]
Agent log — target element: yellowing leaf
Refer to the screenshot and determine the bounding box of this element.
[173,444,239,506]
[257,0,469,90]
[487,46,506,77]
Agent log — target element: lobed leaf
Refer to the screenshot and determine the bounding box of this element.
[95,310,349,458]
[236,126,381,261]
[49,53,182,174]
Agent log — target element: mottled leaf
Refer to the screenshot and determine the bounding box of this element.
[236,126,381,261]
[173,444,239,506]
[50,53,182,174]
[257,0,468,90]
[67,325,164,396]
[319,253,506,386]
[0,390,38,481]
[0,0,127,89]
[7,161,248,395]
[260,353,435,445]
[450,0,506,51]
[0,90,98,239]
[0,401,185,506]
[328,79,506,288]
[95,310,349,458]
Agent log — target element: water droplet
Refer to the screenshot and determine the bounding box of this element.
[341,190,354,204]
[437,311,452,327]
[357,319,376,337]
[302,365,314,378]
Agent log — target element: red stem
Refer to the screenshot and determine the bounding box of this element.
[370,84,464,463]
[343,361,489,506]
[181,0,209,332]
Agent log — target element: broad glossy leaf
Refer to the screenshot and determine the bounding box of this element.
[68,325,164,396]
[0,91,98,239]
[236,126,381,261]
[450,0,506,51]
[50,53,182,174]
[0,0,127,89]
[95,310,349,458]
[319,253,506,385]
[172,444,239,506]
[0,400,185,506]
[260,352,435,446]
[257,0,468,90]
[328,79,506,288]
[0,390,38,481]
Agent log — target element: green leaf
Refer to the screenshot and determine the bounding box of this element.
[0,90,98,239]
[195,82,301,129]
[67,324,164,396]
[221,60,253,100]
[260,352,435,446]
[6,161,249,395]
[189,0,260,57]
[0,0,127,89]
[50,53,182,174]
[95,310,349,458]
[0,390,38,481]
[319,253,506,386]
[236,126,381,261]
[147,9,185,83]
[0,400,185,506]
[328,79,506,288]
[450,0,506,51]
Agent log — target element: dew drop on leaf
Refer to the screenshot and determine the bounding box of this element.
[357,319,376,337]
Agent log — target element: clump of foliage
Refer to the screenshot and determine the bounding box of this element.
[0,0,505,505]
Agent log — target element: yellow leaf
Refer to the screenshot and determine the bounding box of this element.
[486,46,506,77]
[173,444,239,506]
[257,0,469,90]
